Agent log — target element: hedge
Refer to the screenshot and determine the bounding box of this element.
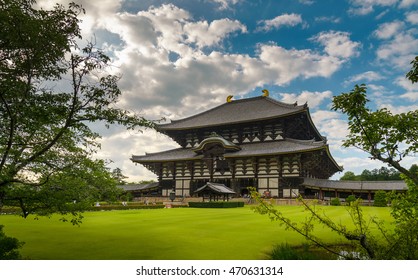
[0,205,167,214]
[330,197,341,206]
[188,201,244,208]
[88,205,165,211]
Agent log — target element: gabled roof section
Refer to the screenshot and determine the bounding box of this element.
[158,96,307,131]
[131,148,201,162]
[192,132,241,154]
[194,182,236,194]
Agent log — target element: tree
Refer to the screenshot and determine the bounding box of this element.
[112,167,128,185]
[340,171,358,181]
[251,56,418,259]
[388,175,418,259]
[373,190,387,207]
[0,0,154,218]
[341,167,404,181]
[410,164,418,175]
[251,188,379,259]
[331,68,418,185]
[331,57,418,257]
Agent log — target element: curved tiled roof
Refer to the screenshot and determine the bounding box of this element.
[224,139,326,158]
[131,138,330,163]
[303,178,407,191]
[131,148,201,162]
[194,182,236,194]
[158,96,307,131]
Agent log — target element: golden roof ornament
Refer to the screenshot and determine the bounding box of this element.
[226,95,233,103]
[262,89,269,97]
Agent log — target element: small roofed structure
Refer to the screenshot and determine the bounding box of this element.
[194,182,236,202]
[302,178,407,201]
[117,182,160,198]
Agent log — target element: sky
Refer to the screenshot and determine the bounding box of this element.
[37,0,418,182]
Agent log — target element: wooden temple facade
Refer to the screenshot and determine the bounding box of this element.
[131,94,343,198]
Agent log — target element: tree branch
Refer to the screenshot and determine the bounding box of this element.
[0,94,16,172]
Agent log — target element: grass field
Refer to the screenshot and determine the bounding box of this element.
[0,205,392,260]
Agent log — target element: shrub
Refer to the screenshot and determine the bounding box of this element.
[270,243,302,260]
[0,225,24,260]
[346,195,356,205]
[0,206,21,214]
[270,243,331,260]
[373,190,387,207]
[188,201,244,208]
[330,197,341,206]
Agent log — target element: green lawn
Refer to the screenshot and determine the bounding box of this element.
[0,205,392,260]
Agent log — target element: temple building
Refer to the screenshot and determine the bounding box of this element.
[131,92,343,198]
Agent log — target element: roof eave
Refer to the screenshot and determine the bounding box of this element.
[157,109,307,132]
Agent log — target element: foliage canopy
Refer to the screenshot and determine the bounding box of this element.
[0,0,153,220]
[0,225,24,259]
[252,55,418,259]
[340,167,402,181]
[331,57,418,185]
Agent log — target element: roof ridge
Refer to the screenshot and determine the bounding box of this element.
[158,95,307,128]
[263,96,307,109]
[159,98,235,126]
[132,147,184,158]
[285,138,326,145]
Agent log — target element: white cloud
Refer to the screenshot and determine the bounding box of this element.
[349,0,398,15]
[34,2,362,182]
[321,118,349,150]
[367,84,393,98]
[210,0,241,10]
[400,91,418,101]
[184,19,247,48]
[373,20,405,39]
[406,10,418,24]
[376,32,418,69]
[257,44,344,84]
[37,0,124,40]
[333,155,387,177]
[395,76,418,101]
[310,109,349,152]
[311,31,361,60]
[379,102,418,113]
[349,0,418,15]
[97,130,178,182]
[396,75,418,91]
[311,110,341,123]
[332,152,417,178]
[257,13,304,32]
[399,0,418,8]
[299,0,315,4]
[372,12,418,70]
[376,9,390,19]
[278,91,333,109]
[345,71,384,85]
[315,16,341,23]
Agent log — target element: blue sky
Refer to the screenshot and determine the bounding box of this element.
[39,0,418,181]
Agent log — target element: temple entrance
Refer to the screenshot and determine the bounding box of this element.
[232,178,255,197]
